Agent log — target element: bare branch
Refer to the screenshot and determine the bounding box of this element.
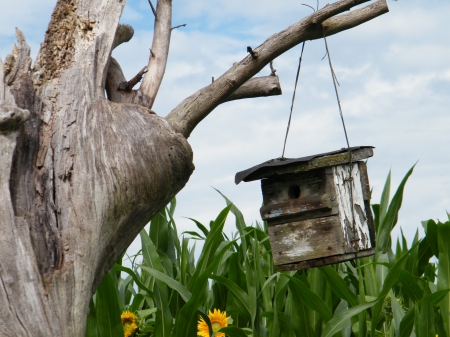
[112,24,134,50]
[119,66,148,92]
[320,0,389,37]
[148,0,157,18]
[222,75,282,103]
[166,0,389,138]
[0,59,30,130]
[171,23,186,30]
[311,0,371,24]
[4,29,32,86]
[137,0,172,108]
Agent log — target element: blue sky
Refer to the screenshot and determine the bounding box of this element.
[1,0,449,255]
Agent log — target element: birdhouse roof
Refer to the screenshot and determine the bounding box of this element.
[235,146,374,184]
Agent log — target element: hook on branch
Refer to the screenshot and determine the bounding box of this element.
[247,46,258,58]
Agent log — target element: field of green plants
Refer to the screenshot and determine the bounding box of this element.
[85,166,450,337]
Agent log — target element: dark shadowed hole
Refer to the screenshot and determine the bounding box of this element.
[288,185,300,199]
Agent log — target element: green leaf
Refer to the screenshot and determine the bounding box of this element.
[140,230,172,337]
[357,259,367,337]
[288,281,315,337]
[153,284,173,337]
[418,237,434,276]
[186,217,209,237]
[172,241,234,337]
[140,265,191,302]
[320,265,358,307]
[377,165,415,254]
[398,288,450,337]
[95,272,124,337]
[422,219,439,258]
[150,210,169,253]
[321,300,379,337]
[414,285,435,337]
[430,288,450,306]
[437,221,450,336]
[283,274,333,322]
[86,298,99,337]
[180,231,205,239]
[372,204,380,233]
[371,243,417,337]
[198,311,213,337]
[138,308,158,319]
[129,293,145,312]
[168,197,177,216]
[112,264,154,297]
[398,306,414,337]
[259,272,279,298]
[187,205,231,291]
[390,291,405,337]
[209,275,251,319]
[219,327,249,337]
[362,257,378,297]
[398,269,423,302]
[379,169,391,226]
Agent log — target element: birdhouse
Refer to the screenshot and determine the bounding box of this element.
[235,146,376,271]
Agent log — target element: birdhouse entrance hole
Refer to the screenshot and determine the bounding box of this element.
[288,185,300,199]
[235,146,376,271]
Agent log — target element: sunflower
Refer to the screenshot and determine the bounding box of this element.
[121,310,140,337]
[197,309,230,337]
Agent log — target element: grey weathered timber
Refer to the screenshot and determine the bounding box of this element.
[239,149,375,271]
[222,75,282,103]
[0,0,388,335]
[280,248,376,271]
[269,216,346,265]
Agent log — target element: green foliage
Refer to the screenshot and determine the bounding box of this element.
[86,166,450,337]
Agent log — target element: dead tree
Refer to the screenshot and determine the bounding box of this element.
[0,0,388,335]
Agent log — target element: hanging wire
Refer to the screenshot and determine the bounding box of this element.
[280,1,317,158]
[322,28,350,150]
[322,28,361,248]
[281,41,306,158]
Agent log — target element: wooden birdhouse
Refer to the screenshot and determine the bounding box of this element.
[235,146,376,271]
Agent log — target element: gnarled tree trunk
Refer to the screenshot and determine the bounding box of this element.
[0,0,388,335]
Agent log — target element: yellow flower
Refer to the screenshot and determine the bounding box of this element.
[198,309,230,337]
[121,310,139,337]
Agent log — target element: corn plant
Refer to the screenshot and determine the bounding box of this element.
[86,166,450,337]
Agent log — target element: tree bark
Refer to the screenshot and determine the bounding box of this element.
[0,0,388,335]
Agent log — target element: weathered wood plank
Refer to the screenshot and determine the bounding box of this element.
[278,248,376,271]
[260,168,339,222]
[333,164,373,253]
[261,169,330,205]
[268,216,346,265]
[222,75,282,102]
[358,161,371,201]
[260,197,333,221]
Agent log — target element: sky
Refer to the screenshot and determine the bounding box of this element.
[1,0,449,258]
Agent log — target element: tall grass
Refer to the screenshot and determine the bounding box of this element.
[86,167,450,337]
